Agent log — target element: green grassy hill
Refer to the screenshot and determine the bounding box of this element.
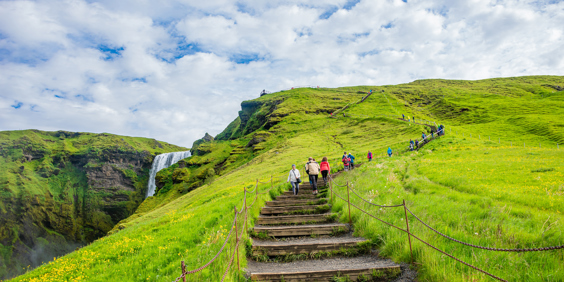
[8,76,564,282]
[0,130,185,280]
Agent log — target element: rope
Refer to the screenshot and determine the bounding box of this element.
[329,176,348,187]
[348,185,404,208]
[405,206,564,252]
[331,189,407,233]
[331,188,507,281]
[221,214,247,282]
[246,195,259,210]
[408,232,507,281]
[172,215,238,281]
[244,187,257,193]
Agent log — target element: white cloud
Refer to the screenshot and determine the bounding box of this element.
[1,0,563,147]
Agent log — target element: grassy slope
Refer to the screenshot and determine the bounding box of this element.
[9,76,564,282]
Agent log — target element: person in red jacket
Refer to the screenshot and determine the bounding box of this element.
[367,150,373,162]
[320,157,330,183]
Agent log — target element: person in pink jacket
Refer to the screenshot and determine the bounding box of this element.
[367,151,373,162]
[320,157,330,183]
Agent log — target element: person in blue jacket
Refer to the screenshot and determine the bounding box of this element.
[348,153,356,170]
[387,147,392,157]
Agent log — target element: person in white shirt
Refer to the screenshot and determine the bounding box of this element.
[287,164,301,195]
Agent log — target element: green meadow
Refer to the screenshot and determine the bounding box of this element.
[8,76,564,281]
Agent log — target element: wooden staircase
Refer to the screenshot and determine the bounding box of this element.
[248,176,401,281]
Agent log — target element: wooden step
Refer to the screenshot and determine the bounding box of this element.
[252,238,368,256]
[248,255,401,282]
[283,190,325,196]
[265,199,326,207]
[260,205,329,215]
[250,266,400,282]
[289,186,326,191]
[293,181,327,187]
[254,223,348,237]
[275,194,319,200]
[256,213,336,225]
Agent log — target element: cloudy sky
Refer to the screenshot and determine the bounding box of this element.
[0,0,563,147]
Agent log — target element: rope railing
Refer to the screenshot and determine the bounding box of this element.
[172,215,237,282]
[172,176,277,282]
[348,184,404,208]
[404,206,564,252]
[327,174,563,281]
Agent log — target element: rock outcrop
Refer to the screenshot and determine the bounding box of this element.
[0,130,185,279]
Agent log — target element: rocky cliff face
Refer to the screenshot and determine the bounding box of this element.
[0,130,185,279]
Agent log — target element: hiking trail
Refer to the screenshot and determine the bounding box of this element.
[247,171,412,281]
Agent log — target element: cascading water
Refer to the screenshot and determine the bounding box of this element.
[146,151,191,197]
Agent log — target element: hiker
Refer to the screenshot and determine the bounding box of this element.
[320,157,330,183]
[402,114,405,120]
[431,130,434,138]
[413,117,416,123]
[415,139,419,149]
[422,132,426,140]
[348,153,356,170]
[342,152,350,171]
[367,150,373,162]
[409,139,414,151]
[304,158,312,184]
[387,147,392,157]
[287,164,301,195]
[306,157,321,194]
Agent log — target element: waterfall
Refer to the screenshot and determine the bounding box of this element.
[146,151,191,197]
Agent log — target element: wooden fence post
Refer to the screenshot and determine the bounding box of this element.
[181,261,186,282]
[346,182,352,225]
[330,175,333,203]
[234,207,239,279]
[403,200,414,264]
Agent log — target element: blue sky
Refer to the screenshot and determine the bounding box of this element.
[0,0,563,147]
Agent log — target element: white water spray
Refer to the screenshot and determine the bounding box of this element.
[146,151,191,197]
